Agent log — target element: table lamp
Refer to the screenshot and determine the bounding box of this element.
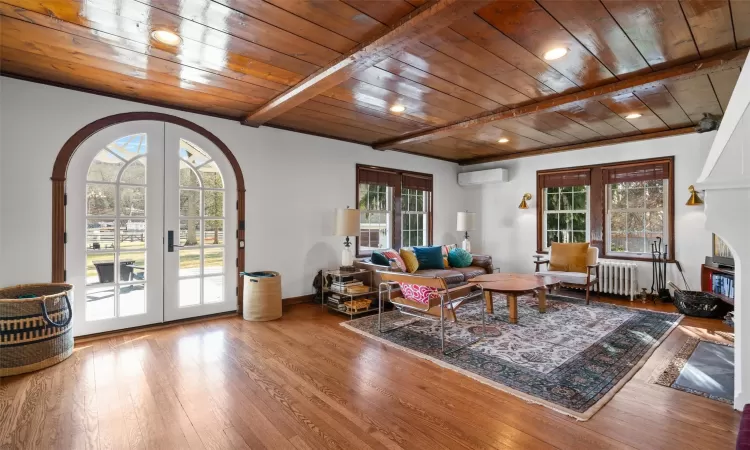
[457,211,476,252]
[335,207,360,267]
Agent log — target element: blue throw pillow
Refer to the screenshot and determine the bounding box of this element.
[448,248,473,268]
[371,252,390,266]
[413,246,444,270]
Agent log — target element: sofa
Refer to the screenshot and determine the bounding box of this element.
[738,404,750,449]
[354,246,493,290]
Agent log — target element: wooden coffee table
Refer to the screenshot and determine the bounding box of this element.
[468,273,561,324]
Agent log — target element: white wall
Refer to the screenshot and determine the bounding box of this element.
[460,132,717,293]
[0,77,468,297]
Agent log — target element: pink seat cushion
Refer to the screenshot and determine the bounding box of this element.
[399,283,438,305]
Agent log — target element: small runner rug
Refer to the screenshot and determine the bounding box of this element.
[342,294,682,421]
[651,337,734,404]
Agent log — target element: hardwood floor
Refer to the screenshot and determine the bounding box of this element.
[0,296,740,450]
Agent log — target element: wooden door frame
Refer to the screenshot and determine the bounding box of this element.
[51,112,247,312]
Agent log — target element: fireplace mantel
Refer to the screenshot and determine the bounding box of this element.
[696,59,750,411]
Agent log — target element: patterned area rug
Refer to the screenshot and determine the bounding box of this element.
[342,294,682,420]
[651,338,734,404]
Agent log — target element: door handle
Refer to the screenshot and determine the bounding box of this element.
[167,230,184,252]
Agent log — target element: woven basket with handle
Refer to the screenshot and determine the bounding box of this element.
[0,283,74,377]
[673,290,731,318]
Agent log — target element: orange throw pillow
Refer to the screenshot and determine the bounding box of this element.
[549,242,589,273]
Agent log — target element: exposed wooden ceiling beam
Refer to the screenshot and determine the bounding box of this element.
[459,127,697,166]
[375,48,748,149]
[242,0,495,127]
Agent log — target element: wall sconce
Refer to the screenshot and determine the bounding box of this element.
[518,193,532,209]
[685,185,704,206]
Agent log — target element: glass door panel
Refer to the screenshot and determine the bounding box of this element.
[67,121,165,336]
[163,124,237,321]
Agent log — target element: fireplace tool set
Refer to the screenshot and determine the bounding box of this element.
[650,237,672,302]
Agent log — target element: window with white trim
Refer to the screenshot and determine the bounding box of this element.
[537,158,674,261]
[607,179,668,256]
[543,185,589,249]
[401,188,430,247]
[355,165,433,255]
[358,183,393,253]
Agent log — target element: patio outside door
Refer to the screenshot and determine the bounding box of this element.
[67,121,237,336]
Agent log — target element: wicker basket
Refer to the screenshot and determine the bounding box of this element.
[243,272,282,321]
[674,290,732,318]
[343,299,372,313]
[0,283,74,377]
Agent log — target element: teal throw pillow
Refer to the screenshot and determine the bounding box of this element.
[413,246,444,270]
[448,248,473,268]
[371,252,390,266]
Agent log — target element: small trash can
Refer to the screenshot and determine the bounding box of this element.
[242,271,282,321]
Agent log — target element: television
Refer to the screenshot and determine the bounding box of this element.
[712,234,735,268]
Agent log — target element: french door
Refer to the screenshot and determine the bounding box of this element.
[67,121,237,336]
[163,123,237,321]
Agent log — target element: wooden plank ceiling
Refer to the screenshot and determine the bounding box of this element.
[1,0,746,164]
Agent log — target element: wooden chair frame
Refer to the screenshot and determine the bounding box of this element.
[377,272,485,355]
[534,259,600,304]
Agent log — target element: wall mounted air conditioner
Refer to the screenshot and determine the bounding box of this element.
[458,168,509,186]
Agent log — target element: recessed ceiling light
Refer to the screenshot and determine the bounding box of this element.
[543,47,568,61]
[151,30,182,46]
[625,113,642,119]
[498,138,510,143]
[390,104,406,113]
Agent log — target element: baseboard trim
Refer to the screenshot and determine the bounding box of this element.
[283,294,315,306]
[75,295,316,343]
[74,311,237,343]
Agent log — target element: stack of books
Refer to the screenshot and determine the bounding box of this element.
[326,293,348,311]
[328,273,370,294]
[329,280,368,293]
[712,274,735,298]
[345,284,370,294]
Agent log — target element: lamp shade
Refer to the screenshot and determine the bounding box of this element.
[334,208,360,236]
[457,211,476,232]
